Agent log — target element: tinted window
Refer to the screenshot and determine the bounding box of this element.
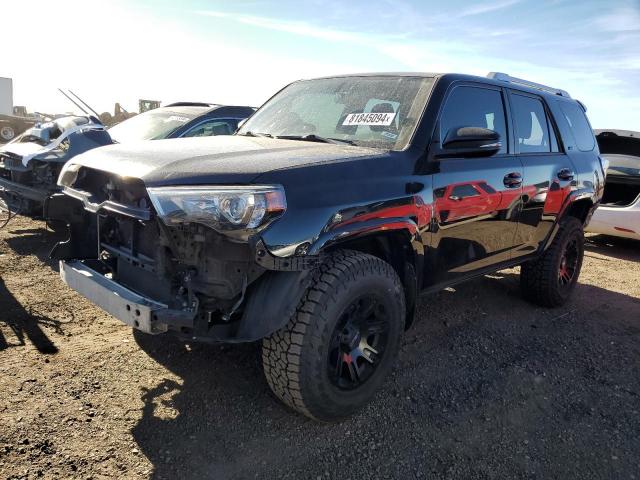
[182,120,237,138]
[549,122,560,152]
[478,182,497,194]
[511,94,554,153]
[560,102,595,152]
[440,86,508,154]
[452,184,480,198]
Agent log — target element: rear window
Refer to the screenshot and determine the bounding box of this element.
[559,102,595,152]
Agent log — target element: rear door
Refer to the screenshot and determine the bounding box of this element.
[428,83,523,286]
[507,91,575,259]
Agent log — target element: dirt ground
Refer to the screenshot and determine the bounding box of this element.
[0,216,639,480]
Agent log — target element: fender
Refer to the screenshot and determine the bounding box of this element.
[255,217,423,271]
[309,216,420,255]
[541,187,598,252]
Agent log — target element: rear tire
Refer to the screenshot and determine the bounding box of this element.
[520,216,584,307]
[262,250,405,421]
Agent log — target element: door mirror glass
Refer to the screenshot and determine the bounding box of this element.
[442,126,501,157]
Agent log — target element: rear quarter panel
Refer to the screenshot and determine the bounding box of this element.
[548,97,604,219]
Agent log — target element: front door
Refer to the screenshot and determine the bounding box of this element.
[428,83,523,286]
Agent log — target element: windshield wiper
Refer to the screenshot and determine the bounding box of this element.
[237,131,274,138]
[275,134,357,145]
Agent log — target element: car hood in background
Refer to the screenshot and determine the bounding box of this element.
[65,135,384,186]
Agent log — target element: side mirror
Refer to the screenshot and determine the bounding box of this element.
[441,127,501,157]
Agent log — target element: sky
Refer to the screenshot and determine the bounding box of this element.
[2,0,639,130]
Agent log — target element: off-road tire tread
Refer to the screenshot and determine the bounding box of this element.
[520,216,584,307]
[262,250,404,421]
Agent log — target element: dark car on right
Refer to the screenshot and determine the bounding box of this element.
[50,72,604,421]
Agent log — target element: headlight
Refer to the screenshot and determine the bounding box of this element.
[147,185,286,233]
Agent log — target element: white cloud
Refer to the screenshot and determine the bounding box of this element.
[592,6,640,33]
[196,10,363,42]
[459,0,523,17]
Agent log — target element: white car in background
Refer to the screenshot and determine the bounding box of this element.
[587,129,640,240]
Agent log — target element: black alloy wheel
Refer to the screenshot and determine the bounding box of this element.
[558,236,579,288]
[328,295,390,390]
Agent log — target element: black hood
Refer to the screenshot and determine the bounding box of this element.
[66,135,383,186]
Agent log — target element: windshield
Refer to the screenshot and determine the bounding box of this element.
[238,76,434,150]
[108,109,198,143]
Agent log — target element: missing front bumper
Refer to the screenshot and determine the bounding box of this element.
[60,260,196,334]
[0,177,50,203]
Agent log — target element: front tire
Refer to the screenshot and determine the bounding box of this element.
[520,216,584,307]
[262,250,405,421]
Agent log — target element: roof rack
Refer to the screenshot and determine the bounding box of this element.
[487,72,571,98]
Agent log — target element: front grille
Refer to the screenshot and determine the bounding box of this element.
[0,152,25,170]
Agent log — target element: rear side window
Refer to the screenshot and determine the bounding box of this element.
[440,86,508,154]
[478,182,497,194]
[452,184,480,198]
[560,102,595,152]
[182,119,237,138]
[511,94,557,154]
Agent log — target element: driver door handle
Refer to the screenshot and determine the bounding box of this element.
[557,168,575,181]
[503,172,522,188]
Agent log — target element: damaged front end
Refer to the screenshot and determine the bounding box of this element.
[52,164,308,343]
[0,116,110,217]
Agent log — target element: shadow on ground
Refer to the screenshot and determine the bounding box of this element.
[585,234,640,262]
[131,270,640,480]
[0,277,60,354]
[3,224,64,271]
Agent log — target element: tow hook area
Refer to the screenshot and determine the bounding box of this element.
[254,239,320,271]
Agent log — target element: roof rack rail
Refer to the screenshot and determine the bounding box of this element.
[165,102,217,108]
[487,72,571,98]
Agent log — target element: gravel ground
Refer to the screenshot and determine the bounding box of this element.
[0,216,639,480]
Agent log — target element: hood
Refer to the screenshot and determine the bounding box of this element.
[0,115,107,166]
[64,135,383,186]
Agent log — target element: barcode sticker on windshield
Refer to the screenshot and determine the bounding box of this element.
[342,112,396,126]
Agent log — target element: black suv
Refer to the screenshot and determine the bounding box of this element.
[50,72,604,421]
